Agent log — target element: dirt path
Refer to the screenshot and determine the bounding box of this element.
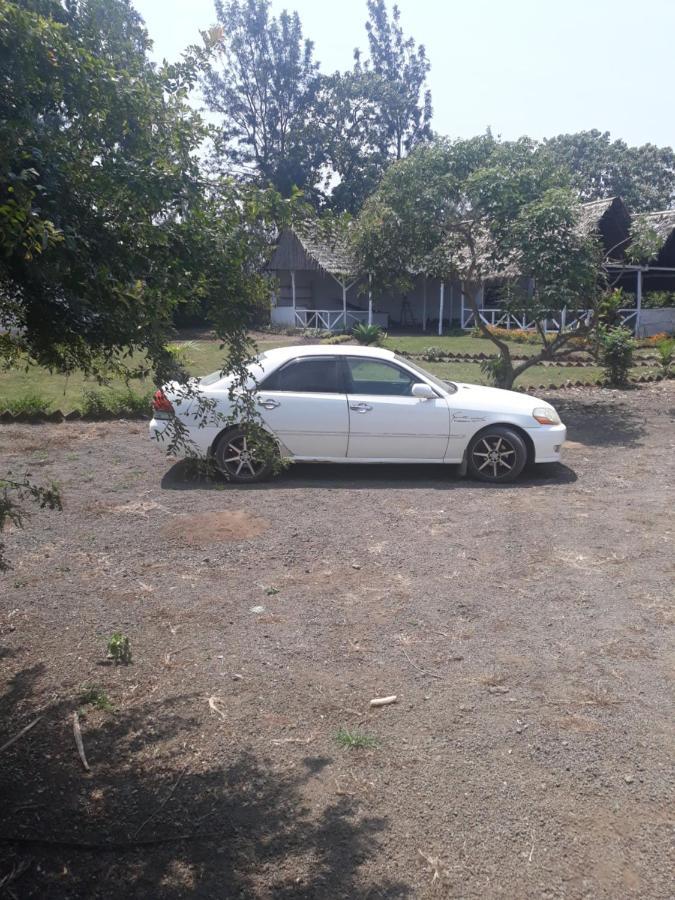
[0,383,673,898]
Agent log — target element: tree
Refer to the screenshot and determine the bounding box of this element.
[543,131,675,213]
[358,0,432,161]
[0,0,283,562]
[201,0,324,200]
[352,137,604,389]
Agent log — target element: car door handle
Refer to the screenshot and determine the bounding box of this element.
[258,398,280,410]
[350,402,372,413]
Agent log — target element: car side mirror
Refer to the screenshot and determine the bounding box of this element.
[411,382,436,400]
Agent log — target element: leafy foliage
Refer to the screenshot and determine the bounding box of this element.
[336,728,378,750]
[0,476,62,571]
[352,323,384,345]
[543,130,675,212]
[352,136,603,388]
[107,633,132,665]
[201,0,323,201]
[598,327,636,386]
[656,339,674,377]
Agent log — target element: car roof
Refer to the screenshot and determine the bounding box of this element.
[260,344,396,363]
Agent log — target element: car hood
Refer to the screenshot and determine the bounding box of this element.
[450,382,547,414]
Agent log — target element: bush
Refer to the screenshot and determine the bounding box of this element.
[352,323,385,345]
[657,339,674,376]
[4,391,53,416]
[321,333,353,345]
[422,346,446,361]
[81,387,151,419]
[479,356,510,387]
[165,341,195,370]
[598,327,636,386]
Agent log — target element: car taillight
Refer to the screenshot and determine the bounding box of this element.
[152,389,174,417]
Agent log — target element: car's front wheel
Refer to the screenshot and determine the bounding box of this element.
[213,427,277,483]
[467,426,527,483]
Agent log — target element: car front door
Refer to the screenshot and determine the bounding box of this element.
[345,357,450,460]
[256,356,349,458]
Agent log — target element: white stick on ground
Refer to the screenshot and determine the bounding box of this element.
[369,696,397,707]
[72,712,90,772]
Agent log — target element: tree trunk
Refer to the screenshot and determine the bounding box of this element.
[463,283,514,388]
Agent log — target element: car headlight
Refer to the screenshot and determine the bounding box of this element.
[532,406,561,425]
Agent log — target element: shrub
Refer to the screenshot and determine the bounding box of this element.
[81,388,151,419]
[479,356,511,387]
[321,333,353,345]
[107,632,132,665]
[336,727,378,750]
[5,391,53,416]
[352,323,385,345]
[598,327,636,386]
[657,339,674,376]
[642,291,675,309]
[165,341,195,370]
[422,346,446,361]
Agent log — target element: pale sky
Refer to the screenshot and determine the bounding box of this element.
[133,0,674,149]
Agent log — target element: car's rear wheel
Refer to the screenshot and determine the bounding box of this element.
[213,427,277,483]
[467,426,527,483]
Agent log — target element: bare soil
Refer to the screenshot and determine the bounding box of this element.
[1,383,673,899]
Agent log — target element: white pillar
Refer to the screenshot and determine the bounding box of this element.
[368,273,373,326]
[342,282,347,330]
[438,281,445,336]
[636,268,643,336]
[422,277,427,332]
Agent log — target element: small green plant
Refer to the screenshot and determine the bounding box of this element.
[165,341,196,370]
[336,727,378,750]
[107,632,132,665]
[656,338,674,376]
[79,686,114,712]
[479,355,511,387]
[422,346,446,361]
[265,586,280,595]
[352,323,385,345]
[321,333,353,345]
[5,391,53,416]
[598,326,636,386]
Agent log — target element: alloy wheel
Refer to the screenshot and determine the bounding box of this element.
[470,435,517,479]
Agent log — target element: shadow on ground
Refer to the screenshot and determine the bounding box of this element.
[552,394,647,447]
[161,460,577,493]
[0,666,408,898]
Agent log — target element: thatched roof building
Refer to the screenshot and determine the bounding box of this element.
[641,209,675,266]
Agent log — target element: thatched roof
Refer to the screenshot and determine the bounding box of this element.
[578,196,631,260]
[641,209,675,265]
[268,224,357,279]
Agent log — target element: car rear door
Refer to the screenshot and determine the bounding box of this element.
[256,356,349,458]
[345,357,450,460]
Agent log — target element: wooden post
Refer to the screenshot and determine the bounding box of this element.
[438,281,445,336]
[636,268,643,336]
[422,276,427,332]
[460,282,465,329]
[368,273,373,326]
[342,282,347,331]
[291,270,296,313]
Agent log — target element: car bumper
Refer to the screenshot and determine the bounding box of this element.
[531,423,567,462]
[149,416,172,448]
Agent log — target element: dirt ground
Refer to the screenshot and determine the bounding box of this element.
[0,383,673,899]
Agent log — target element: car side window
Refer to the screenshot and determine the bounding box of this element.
[346,358,416,396]
[261,357,342,393]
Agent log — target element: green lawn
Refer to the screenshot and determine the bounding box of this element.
[0,335,657,414]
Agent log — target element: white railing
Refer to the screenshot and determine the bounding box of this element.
[293,309,373,330]
[461,307,638,333]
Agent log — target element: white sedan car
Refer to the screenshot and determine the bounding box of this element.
[149,345,566,484]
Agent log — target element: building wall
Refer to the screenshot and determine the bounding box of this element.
[272,270,470,329]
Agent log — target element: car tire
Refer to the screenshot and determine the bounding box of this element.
[467,426,527,484]
[213,426,277,484]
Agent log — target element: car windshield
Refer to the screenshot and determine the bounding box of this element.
[395,355,457,394]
